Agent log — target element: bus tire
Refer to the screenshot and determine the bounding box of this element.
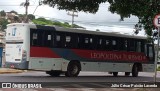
[125,72,130,76]
[65,61,81,77]
[46,71,61,77]
[113,72,118,76]
[132,64,139,77]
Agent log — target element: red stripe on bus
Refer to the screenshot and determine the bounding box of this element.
[71,49,148,62]
[30,47,60,58]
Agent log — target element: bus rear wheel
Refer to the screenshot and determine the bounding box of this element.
[113,72,118,76]
[132,65,139,77]
[46,71,61,77]
[65,61,81,77]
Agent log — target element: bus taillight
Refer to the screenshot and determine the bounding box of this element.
[10,65,15,68]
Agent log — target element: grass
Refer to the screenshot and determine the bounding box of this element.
[157,66,160,71]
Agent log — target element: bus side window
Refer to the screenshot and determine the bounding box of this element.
[55,32,65,48]
[84,36,92,49]
[106,39,111,50]
[119,38,125,51]
[112,40,117,50]
[72,33,78,48]
[44,31,52,47]
[89,37,93,49]
[98,38,103,50]
[92,37,97,50]
[65,33,78,48]
[48,35,52,46]
[78,34,84,49]
[37,30,44,46]
[141,41,145,52]
[145,44,147,56]
[124,40,128,51]
[65,35,71,48]
[32,33,38,46]
[56,35,61,47]
[136,41,141,52]
[128,39,136,51]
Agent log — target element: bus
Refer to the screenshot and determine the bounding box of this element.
[5,23,155,77]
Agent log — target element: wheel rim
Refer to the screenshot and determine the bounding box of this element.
[71,65,78,75]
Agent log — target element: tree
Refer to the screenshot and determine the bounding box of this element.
[10,10,18,14]
[28,14,35,20]
[43,0,160,36]
[107,0,160,36]
[0,18,9,31]
[43,0,107,13]
[13,16,20,23]
[18,14,25,22]
[0,10,6,17]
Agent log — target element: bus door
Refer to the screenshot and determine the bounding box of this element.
[146,44,155,62]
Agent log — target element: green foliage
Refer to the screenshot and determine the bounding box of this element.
[18,14,25,17]
[33,18,56,26]
[10,10,18,14]
[107,0,160,36]
[0,10,6,17]
[157,66,160,71]
[43,0,160,36]
[43,0,107,13]
[28,14,35,20]
[33,18,64,26]
[14,16,20,22]
[0,18,9,31]
[0,9,84,30]
[32,18,84,28]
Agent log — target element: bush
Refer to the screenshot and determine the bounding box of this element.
[32,18,84,28]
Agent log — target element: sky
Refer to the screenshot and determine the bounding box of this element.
[0,0,145,36]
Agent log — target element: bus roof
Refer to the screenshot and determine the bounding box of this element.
[7,23,147,40]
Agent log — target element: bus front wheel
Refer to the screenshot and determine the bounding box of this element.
[132,65,139,77]
[65,61,81,77]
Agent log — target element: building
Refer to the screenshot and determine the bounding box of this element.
[0,32,5,47]
[5,12,19,23]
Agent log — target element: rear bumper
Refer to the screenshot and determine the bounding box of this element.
[5,61,29,70]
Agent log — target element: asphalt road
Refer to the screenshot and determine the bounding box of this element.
[0,71,160,88]
[0,71,160,82]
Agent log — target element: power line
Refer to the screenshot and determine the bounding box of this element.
[0,5,37,6]
[33,0,42,14]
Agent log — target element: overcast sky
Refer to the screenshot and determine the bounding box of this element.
[0,0,145,35]
[0,0,138,22]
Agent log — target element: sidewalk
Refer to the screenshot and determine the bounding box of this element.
[0,68,24,74]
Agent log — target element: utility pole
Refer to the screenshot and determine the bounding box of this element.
[25,0,29,23]
[153,14,160,82]
[67,10,78,27]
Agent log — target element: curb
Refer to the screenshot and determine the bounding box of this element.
[0,68,24,74]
